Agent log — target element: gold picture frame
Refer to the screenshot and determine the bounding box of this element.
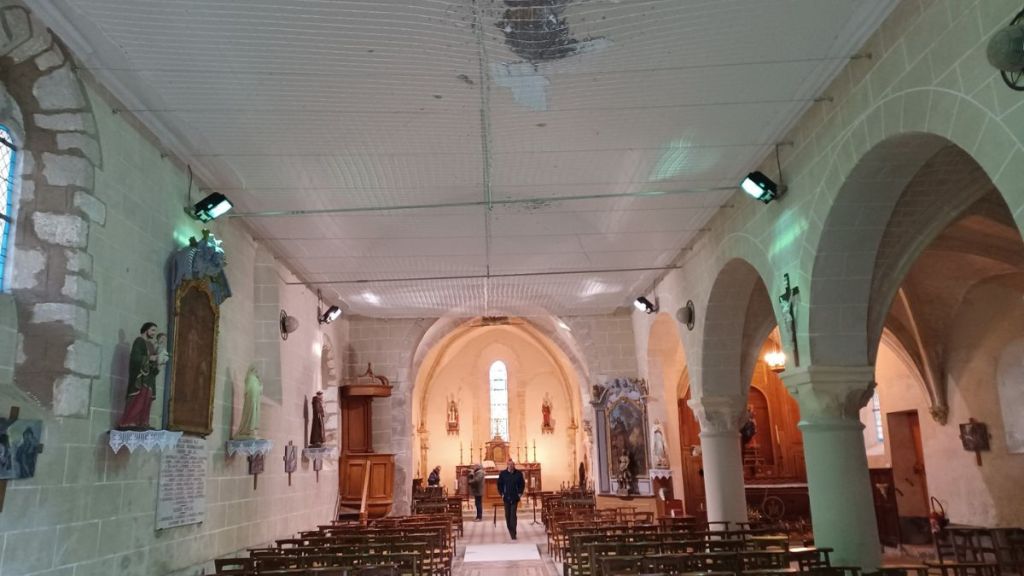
[168,279,220,435]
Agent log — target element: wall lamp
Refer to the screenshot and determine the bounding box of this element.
[634,296,658,314]
[191,192,234,222]
[986,7,1024,91]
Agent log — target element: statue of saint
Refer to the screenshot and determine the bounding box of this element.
[617,451,633,494]
[447,398,458,431]
[117,322,160,430]
[653,427,668,468]
[309,391,326,447]
[542,394,553,432]
[234,366,262,439]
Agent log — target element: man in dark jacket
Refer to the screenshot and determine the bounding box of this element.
[468,463,485,521]
[497,459,525,540]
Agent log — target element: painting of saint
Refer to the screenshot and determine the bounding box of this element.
[606,399,647,482]
[0,419,43,480]
[169,281,220,435]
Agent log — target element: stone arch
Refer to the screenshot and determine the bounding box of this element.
[806,88,1024,368]
[0,2,103,416]
[399,315,591,514]
[699,257,775,399]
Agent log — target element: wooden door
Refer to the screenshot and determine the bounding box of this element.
[888,410,931,544]
[678,388,706,519]
[869,467,901,547]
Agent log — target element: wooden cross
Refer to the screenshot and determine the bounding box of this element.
[778,273,801,367]
[0,406,44,513]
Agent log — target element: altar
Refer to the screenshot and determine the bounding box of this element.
[454,436,541,501]
[455,462,542,501]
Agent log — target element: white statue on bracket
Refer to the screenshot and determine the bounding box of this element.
[652,421,669,468]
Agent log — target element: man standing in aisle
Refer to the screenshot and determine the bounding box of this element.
[469,463,485,521]
[497,458,525,540]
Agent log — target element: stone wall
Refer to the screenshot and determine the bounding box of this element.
[0,62,344,576]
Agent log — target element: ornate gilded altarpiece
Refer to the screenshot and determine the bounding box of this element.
[168,280,219,435]
[166,232,231,436]
[591,377,650,495]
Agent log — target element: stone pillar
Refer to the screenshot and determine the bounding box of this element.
[783,366,881,572]
[689,394,748,527]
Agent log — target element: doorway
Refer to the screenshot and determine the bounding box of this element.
[887,410,931,544]
[678,388,706,519]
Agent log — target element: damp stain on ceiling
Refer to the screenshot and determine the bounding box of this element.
[495,0,606,62]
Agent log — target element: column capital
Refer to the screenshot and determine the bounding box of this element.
[781,365,875,426]
[688,394,747,435]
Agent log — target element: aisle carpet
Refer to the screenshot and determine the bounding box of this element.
[463,543,541,562]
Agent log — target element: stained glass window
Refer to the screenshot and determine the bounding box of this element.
[489,361,508,440]
[0,125,16,288]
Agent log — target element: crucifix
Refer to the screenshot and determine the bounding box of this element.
[778,273,801,367]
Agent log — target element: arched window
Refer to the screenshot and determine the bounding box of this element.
[871,391,884,443]
[0,125,16,288]
[489,361,508,439]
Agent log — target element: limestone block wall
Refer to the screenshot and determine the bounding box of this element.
[0,80,343,576]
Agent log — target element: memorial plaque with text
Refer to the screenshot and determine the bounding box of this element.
[156,436,208,529]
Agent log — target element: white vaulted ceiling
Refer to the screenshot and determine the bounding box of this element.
[30,0,894,317]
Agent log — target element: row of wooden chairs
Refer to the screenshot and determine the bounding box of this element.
[560,528,817,576]
[934,526,1024,576]
[210,516,456,576]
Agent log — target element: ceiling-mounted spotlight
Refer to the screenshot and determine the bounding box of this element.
[741,171,781,203]
[634,296,658,314]
[318,305,342,325]
[191,192,233,222]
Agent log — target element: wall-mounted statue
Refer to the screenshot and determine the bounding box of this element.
[542,393,554,434]
[116,322,160,430]
[652,422,669,468]
[234,366,263,439]
[446,396,459,435]
[309,391,326,447]
[616,451,633,495]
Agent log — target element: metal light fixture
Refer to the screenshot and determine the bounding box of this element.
[676,300,696,331]
[318,305,341,325]
[634,296,658,314]
[764,347,786,373]
[741,171,780,203]
[191,192,233,222]
[986,7,1024,91]
[280,310,299,340]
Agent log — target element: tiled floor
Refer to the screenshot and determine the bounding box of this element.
[452,510,559,576]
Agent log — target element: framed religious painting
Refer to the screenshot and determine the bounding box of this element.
[605,397,649,483]
[168,279,220,435]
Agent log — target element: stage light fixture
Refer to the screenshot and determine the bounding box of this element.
[191,192,233,222]
[318,305,342,325]
[741,171,780,203]
[634,296,657,314]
